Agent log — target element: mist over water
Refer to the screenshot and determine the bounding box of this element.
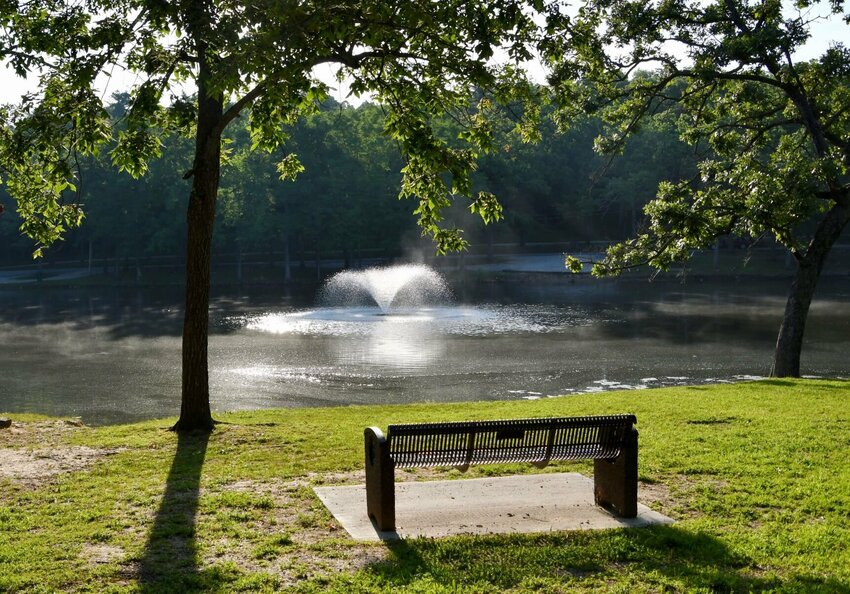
[1,270,848,425]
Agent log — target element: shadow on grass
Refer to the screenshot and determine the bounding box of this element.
[365,525,850,593]
[757,378,850,390]
[137,431,232,593]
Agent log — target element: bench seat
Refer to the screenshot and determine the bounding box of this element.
[364,414,638,531]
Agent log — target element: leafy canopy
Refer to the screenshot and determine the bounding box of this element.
[1,0,544,255]
[541,0,850,274]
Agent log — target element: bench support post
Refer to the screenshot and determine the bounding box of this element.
[364,427,395,531]
[593,427,638,518]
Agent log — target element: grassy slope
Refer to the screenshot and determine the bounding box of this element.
[1,379,848,593]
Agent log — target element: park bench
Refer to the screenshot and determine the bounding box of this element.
[364,414,638,531]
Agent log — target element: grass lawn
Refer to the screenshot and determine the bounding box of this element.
[1,379,849,593]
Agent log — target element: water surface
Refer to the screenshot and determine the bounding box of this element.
[1,276,848,424]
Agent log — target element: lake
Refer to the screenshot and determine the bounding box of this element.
[1,267,848,425]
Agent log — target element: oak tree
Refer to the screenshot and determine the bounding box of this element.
[547,0,850,376]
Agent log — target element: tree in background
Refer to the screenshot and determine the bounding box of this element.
[547,0,850,376]
[1,95,695,269]
[218,101,406,278]
[0,0,541,430]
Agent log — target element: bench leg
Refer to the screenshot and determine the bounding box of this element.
[593,427,638,518]
[364,427,396,531]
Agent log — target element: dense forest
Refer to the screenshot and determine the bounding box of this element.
[0,96,696,271]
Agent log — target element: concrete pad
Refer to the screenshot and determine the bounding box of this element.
[314,472,673,541]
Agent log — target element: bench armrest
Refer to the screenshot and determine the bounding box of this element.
[364,426,395,530]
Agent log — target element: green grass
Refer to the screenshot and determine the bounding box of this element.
[1,379,849,592]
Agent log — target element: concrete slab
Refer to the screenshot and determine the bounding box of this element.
[314,472,673,541]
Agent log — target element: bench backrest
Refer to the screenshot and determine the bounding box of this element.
[387,414,636,468]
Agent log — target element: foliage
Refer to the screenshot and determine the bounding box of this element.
[544,0,850,377]
[0,0,543,255]
[0,99,696,267]
[543,0,850,274]
[1,379,849,591]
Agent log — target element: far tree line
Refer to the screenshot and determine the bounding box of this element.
[0,95,696,270]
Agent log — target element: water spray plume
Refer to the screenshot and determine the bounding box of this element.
[318,264,452,312]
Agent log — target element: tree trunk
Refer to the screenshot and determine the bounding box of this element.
[773,259,818,377]
[772,201,850,376]
[172,59,223,432]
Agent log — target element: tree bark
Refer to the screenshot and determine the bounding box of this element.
[172,58,223,432]
[772,201,850,377]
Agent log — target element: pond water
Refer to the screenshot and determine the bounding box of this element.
[1,270,848,425]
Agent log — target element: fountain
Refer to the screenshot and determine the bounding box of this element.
[245,262,521,336]
[318,264,453,312]
[244,263,563,374]
[245,263,555,339]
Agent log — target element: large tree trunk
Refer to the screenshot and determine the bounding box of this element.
[773,259,819,377]
[772,201,850,377]
[172,60,223,432]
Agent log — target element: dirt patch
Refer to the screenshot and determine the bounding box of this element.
[639,481,677,512]
[80,544,125,567]
[0,420,122,487]
[0,446,119,487]
[116,476,389,588]
[0,419,87,446]
[639,476,714,520]
[215,477,387,581]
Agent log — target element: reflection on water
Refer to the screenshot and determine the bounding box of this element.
[0,278,848,425]
[230,365,324,384]
[332,323,445,372]
[244,305,587,372]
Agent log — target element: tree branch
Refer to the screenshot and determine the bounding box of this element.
[217,80,269,134]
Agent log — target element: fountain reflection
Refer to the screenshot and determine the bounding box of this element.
[331,318,447,372]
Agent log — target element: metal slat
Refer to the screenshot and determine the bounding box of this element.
[386,415,635,469]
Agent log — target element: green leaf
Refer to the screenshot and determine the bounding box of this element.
[276,154,305,181]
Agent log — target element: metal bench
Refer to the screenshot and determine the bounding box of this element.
[364,414,638,531]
